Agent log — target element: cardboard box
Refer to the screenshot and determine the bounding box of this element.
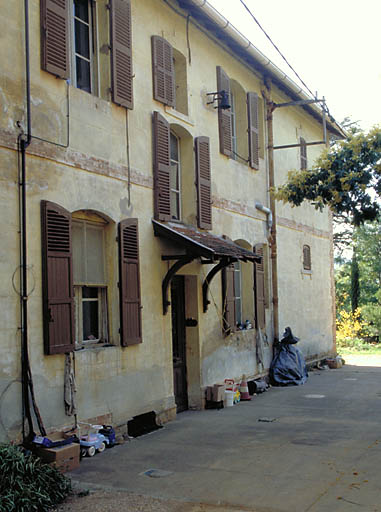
[212,384,225,402]
[35,442,80,473]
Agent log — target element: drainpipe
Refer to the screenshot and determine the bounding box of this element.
[255,202,273,235]
[263,77,279,346]
[19,0,34,443]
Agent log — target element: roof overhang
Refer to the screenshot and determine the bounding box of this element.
[153,220,261,314]
[176,0,345,139]
[153,220,260,262]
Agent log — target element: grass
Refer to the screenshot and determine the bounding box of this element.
[337,337,381,355]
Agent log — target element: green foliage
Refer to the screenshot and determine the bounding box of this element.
[350,252,359,313]
[336,336,381,355]
[361,290,381,337]
[275,126,381,225]
[335,220,381,342]
[0,443,71,512]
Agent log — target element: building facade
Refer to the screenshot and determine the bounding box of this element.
[0,0,342,441]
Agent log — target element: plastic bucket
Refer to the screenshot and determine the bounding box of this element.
[225,390,234,407]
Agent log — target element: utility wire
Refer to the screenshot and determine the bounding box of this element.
[238,0,316,100]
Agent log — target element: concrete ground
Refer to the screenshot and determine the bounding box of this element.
[59,355,381,512]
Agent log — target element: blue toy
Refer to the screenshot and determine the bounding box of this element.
[78,423,111,457]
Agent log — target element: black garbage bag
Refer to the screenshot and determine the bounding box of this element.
[270,327,308,386]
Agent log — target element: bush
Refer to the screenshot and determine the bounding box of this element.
[336,308,366,342]
[0,443,71,512]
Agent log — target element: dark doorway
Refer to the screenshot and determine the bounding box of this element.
[171,276,188,412]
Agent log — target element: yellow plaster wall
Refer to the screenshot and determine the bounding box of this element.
[0,0,334,440]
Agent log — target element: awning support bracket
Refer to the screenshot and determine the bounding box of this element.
[162,255,194,315]
[202,257,236,313]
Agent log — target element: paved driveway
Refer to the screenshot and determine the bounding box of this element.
[63,357,381,512]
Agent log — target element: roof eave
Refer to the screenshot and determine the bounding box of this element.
[177,0,345,138]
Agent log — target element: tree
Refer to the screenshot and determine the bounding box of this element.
[275,126,381,225]
[335,220,381,338]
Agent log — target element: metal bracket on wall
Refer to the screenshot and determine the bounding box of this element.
[272,97,328,150]
[202,257,236,313]
[162,255,194,315]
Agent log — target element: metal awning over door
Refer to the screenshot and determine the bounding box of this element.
[152,220,261,314]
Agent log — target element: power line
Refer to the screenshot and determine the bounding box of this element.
[238,0,316,99]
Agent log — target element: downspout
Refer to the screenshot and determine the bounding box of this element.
[19,0,39,443]
[263,77,279,346]
[255,202,273,235]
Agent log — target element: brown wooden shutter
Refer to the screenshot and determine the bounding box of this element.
[119,218,142,346]
[41,200,74,354]
[40,0,69,79]
[247,92,259,169]
[195,136,212,230]
[153,111,171,220]
[254,244,265,330]
[151,36,175,107]
[222,264,236,335]
[300,137,307,170]
[303,245,311,270]
[216,66,232,157]
[110,0,134,109]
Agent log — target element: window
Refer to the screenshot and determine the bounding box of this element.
[216,67,261,169]
[303,244,311,271]
[222,240,257,335]
[72,0,94,93]
[233,261,242,326]
[170,132,181,220]
[151,37,188,115]
[230,92,237,159]
[300,137,307,170]
[153,112,212,228]
[40,0,133,108]
[41,201,142,354]
[72,216,108,345]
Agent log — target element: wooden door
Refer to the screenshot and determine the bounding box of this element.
[171,276,188,412]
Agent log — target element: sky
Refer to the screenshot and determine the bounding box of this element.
[207,0,381,131]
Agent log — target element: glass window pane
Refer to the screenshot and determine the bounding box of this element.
[170,163,179,190]
[74,0,89,23]
[76,56,91,93]
[234,262,241,298]
[171,191,180,220]
[86,225,105,284]
[83,300,99,340]
[72,222,86,283]
[236,298,242,325]
[170,133,179,161]
[75,19,90,59]
[82,286,98,298]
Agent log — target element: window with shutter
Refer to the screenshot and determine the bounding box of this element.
[195,136,212,230]
[247,92,259,169]
[216,66,232,157]
[300,137,307,170]
[119,218,142,346]
[152,36,175,107]
[254,244,266,330]
[41,0,70,79]
[110,0,133,109]
[303,245,311,271]
[222,264,236,335]
[41,200,75,354]
[153,111,172,221]
[72,214,109,345]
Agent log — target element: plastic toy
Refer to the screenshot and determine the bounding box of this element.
[78,423,111,457]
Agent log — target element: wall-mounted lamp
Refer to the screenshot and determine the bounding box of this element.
[206,90,231,110]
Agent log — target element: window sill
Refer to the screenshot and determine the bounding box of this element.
[75,342,116,351]
[301,269,312,277]
[164,106,194,126]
